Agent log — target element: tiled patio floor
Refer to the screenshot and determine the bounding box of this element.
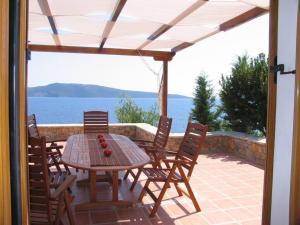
[66,153,264,225]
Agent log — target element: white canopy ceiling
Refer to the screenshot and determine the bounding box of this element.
[28,0,269,52]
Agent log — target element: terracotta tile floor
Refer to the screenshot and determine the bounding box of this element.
[64,153,264,225]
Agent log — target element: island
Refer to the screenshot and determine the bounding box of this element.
[28,83,190,98]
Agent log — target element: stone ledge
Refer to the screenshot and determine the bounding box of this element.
[38,123,266,166]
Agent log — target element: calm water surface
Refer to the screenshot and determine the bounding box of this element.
[28,97,193,133]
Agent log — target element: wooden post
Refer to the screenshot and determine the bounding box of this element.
[0,0,12,224]
[290,2,300,224]
[262,0,278,224]
[161,61,168,116]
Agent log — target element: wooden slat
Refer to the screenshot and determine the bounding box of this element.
[0,0,11,224]
[29,44,175,61]
[89,134,131,166]
[99,0,127,49]
[262,1,278,225]
[220,7,268,31]
[153,116,172,148]
[37,0,61,45]
[84,111,109,134]
[138,0,207,50]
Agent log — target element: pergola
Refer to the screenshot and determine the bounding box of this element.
[28,0,269,116]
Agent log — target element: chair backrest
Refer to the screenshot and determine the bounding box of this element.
[28,114,40,138]
[176,122,208,177]
[28,136,53,225]
[84,111,109,134]
[153,116,172,148]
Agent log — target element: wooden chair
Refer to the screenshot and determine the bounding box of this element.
[27,114,71,175]
[28,136,76,225]
[83,111,110,177]
[123,116,172,190]
[83,111,109,134]
[138,122,208,217]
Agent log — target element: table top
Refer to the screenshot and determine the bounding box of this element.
[62,133,150,171]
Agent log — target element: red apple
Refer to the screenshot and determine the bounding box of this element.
[99,137,105,143]
[104,149,112,157]
[101,142,108,148]
[97,134,103,138]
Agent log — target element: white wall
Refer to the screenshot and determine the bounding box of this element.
[271,0,299,224]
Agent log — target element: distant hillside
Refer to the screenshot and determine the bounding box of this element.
[28,83,190,98]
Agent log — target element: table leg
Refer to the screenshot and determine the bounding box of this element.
[112,171,119,201]
[76,170,132,211]
[89,171,96,202]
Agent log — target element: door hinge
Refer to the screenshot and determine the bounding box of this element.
[26,48,31,61]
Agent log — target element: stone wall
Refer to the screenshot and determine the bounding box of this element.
[38,123,137,140]
[38,123,266,166]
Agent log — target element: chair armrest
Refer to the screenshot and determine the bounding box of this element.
[132,139,153,143]
[162,159,193,165]
[133,139,154,146]
[45,151,60,156]
[145,148,177,155]
[46,145,63,151]
[164,150,178,155]
[46,138,66,143]
[51,175,76,199]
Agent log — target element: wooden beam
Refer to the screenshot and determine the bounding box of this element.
[220,7,268,31]
[161,61,168,116]
[37,0,61,45]
[29,44,175,61]
[99,0,127,49]
[138,0,207,50]
[261,1,278,225]
[172,7,267,53]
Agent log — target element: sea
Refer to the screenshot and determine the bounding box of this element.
[28,97,194,133]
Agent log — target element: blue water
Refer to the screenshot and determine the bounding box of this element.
[28,97,193,133]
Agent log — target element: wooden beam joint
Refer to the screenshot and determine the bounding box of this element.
[171,42,194,53]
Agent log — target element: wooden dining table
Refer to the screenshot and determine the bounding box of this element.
[62,133,150,210]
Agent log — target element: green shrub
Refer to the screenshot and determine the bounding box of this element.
[190,73,221,131]
[115,97,159,126]
[219,53,268,136]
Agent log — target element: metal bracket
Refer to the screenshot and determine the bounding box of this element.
[26,48,31,60]
[270,57,296,84]
[271,63,296,75]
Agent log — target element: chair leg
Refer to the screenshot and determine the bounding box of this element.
[130,168,142,191]
[54,194,64,225]
[178,166,201,212]
[149,181,170,217]
[64,164,71,174]
[64,191,75,225]
[174,183,183,196]
[123,170,131,180]
[138,180,150,201]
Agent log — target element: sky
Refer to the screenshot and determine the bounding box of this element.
[28,14,269,97]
